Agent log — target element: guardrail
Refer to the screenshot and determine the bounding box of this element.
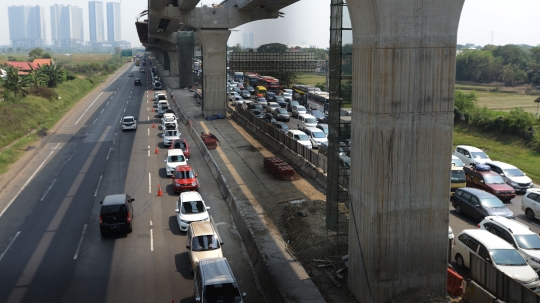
[470,253,540,302]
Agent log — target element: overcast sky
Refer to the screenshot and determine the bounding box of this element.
[1,0,540,49]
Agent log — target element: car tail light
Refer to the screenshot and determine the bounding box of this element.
[99,215,103,225]
[127,212,131,223]
[477,224,480,228]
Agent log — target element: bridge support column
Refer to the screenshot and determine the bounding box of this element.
[197,29,230,117]
[168,51,179,76]
[163,51,170,71]
[178,31,194,88]
[346,1,464,302]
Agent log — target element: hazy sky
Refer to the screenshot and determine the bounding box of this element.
[1,0,540,49]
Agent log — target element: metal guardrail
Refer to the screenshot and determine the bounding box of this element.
[470,253,540,302]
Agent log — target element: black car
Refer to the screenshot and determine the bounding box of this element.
[275,96,286,108]
[273,108,290,122]
[307,109,327,123]
[264,113,276,124]
[273,121,289,133]
[248,103,263,111]
[266,92,276,102]
[251,109,264,119]
[246,85,255,95]
[287,100,300,112]
[451,188,514,222]
[134,78,142,86]
[100,194,134,236]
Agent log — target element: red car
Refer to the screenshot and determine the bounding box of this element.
[170,139,191,158]
[172,165,199,193]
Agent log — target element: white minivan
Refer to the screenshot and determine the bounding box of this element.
[453,145,491,165]
[287,130,312,149]
[453,229,540,291]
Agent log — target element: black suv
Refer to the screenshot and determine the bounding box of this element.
[134,78,142,86]
[99,194,134,236]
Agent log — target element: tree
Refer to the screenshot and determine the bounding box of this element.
[42,53,52,59]
[29,48,45,58]
[40,63,64,88]
[25,65,48,89]
[269,71,298,88]
[7,47,13,53]
[492,44,530,70]
[227,43,243,52]
[257,43,287,53]
[1,67,30,98]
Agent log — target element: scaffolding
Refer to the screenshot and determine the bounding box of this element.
[326,0,352,277]
[228,52,324,73]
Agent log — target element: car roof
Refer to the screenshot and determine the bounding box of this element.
[167,149,185,156]
[299,113,315,119]
[102,194,127,206]
[199,257,235,284]
[175,164,193,172]
[481,216,533,235]
[191,221,217,237]
[459,229,516,250]
[305,127,324,133]
[289,130,307,135]
[452,155,460,160]
[123,116,135,119]
[180,191,203,202]
[456,187,498,198]
[485,161,517,169]
[456,145,484,152]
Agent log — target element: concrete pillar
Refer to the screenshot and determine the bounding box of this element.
[168,51,179,76]
[346,1,464,302]
[178,31,195,89]
[197,29,230,117]
[164,51,170,71]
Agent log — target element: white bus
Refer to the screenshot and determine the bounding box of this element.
[306,91,330,114]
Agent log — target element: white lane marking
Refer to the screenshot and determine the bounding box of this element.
[73,224,87,259]
[0,142,61,218]
[101,109,104,113]
[106,101,109,105]
[94,175,103,197]
[106,147,112,160]
[147,128,149,136]
[74,92,104,125]
[110,96,113,99]
[147,116,149,121]
[149,173,151,193]
[126,100,129,104]
[40,179,57,201]
[150,228,154,251]
[0,231,21,262]
[93,119,97,125]
[150,220,153,226]
[123,108,126,112]
[68,149,76,161]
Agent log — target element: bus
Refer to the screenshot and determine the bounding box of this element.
[306,91,330,114]
[257,76,281,94]
[234,72,244,83]
[292,84,320,101]
[245,73,260,87]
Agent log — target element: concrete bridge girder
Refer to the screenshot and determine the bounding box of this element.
[219,0,300,11]
[345,0,465,302]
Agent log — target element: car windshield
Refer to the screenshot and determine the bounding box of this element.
[181,201,206,214]
[480,197,505,208]
[305,117,317,124]
[276,96,284,101]
[290,101,299,106]
[165,130,178,137]
[271,103,279,108]
[451,170,466,182]
[278,124,289,130]
[311,110,323,117]
[490,249,527,266]
[161,105,169,110]
[318,125,328,134]
[191,235,221,251]
[294,134,309,141]
[503,168,525,177]
[484,174,506,184]
[297,106,306,111]
[471,152,489,159]
[277,109,287,114]
[168,155,185,163]
[123,118,134,123]
[515,234,540,250]
[204,283,241,303]
[174,142,187,149]
[452,158,464,167]
[174,170,194,179]
[312,132,326,138]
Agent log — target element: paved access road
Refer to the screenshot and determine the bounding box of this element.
[0,62,264,303]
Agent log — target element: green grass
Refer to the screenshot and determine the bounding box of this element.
[296,73,326,86]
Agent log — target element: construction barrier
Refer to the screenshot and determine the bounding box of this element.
[447,267,464,296]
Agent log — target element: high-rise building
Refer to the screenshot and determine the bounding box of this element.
[50,5,84,48]
[106,2,121,42]
[88,1,105,42]
[8,5,47,48]
[243,33,254,49]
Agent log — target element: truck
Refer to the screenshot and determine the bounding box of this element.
[135,59,140,66]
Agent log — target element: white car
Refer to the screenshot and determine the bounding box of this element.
[227,92,240,102]
[453,145,491,165]
[231,96,244,106]
[163,129,180,147]
[485,161,533,193]
[120,116,137,131]
[303,127,328,149]
[479,216,540,273]
[453,229,540,291]
[153,81,162,90]
[451,155,464,167]
[287,130,312,149]
[291,105,307,118]
[175,191,210,232]
[521,188,540,220]
[155,92,167,102]
[162,113,177,125]
[265,102,280,113]
[448,226,454,241]
[164,149,188,176]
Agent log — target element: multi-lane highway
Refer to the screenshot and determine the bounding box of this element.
[0,61,265,303]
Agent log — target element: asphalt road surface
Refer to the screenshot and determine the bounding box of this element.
[0,63,264,303]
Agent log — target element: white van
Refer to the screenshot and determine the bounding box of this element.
[287,130,312,149]
[453,229,540,291]
[194,257,246,303]
[297,113,317,131]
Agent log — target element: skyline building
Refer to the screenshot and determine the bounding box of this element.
[50,5,84,48]
[8,5,47,48]
[88,1,105,42]
[243,32,254,49]
[106,2,121,42]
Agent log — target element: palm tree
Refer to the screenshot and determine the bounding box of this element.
[41,63,64,88]
[1,67,30,98]
[26,65,49,89]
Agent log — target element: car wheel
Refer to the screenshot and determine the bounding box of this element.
[526,208,535,220]
[455,205,462,214]
[100,231,106,237]
[127,227,133,233]
[455,254,464,268]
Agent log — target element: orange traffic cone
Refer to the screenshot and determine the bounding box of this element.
[152,107,154,112]
[152,122,156,128]
[155,146,159,154]
[157,185,163,196]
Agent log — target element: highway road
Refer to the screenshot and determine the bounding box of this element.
[0,61,265,303]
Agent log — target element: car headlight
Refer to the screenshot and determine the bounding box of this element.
[510,182,518,186]
[191,182,198,186]
[180,219,189,223]
[494,190,500,194]
[530,257,540,263]
[175,182,182,186]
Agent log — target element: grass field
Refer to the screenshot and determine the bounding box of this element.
[296,73,326,86]
[456,83,539,114]
[0,53,115,65]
